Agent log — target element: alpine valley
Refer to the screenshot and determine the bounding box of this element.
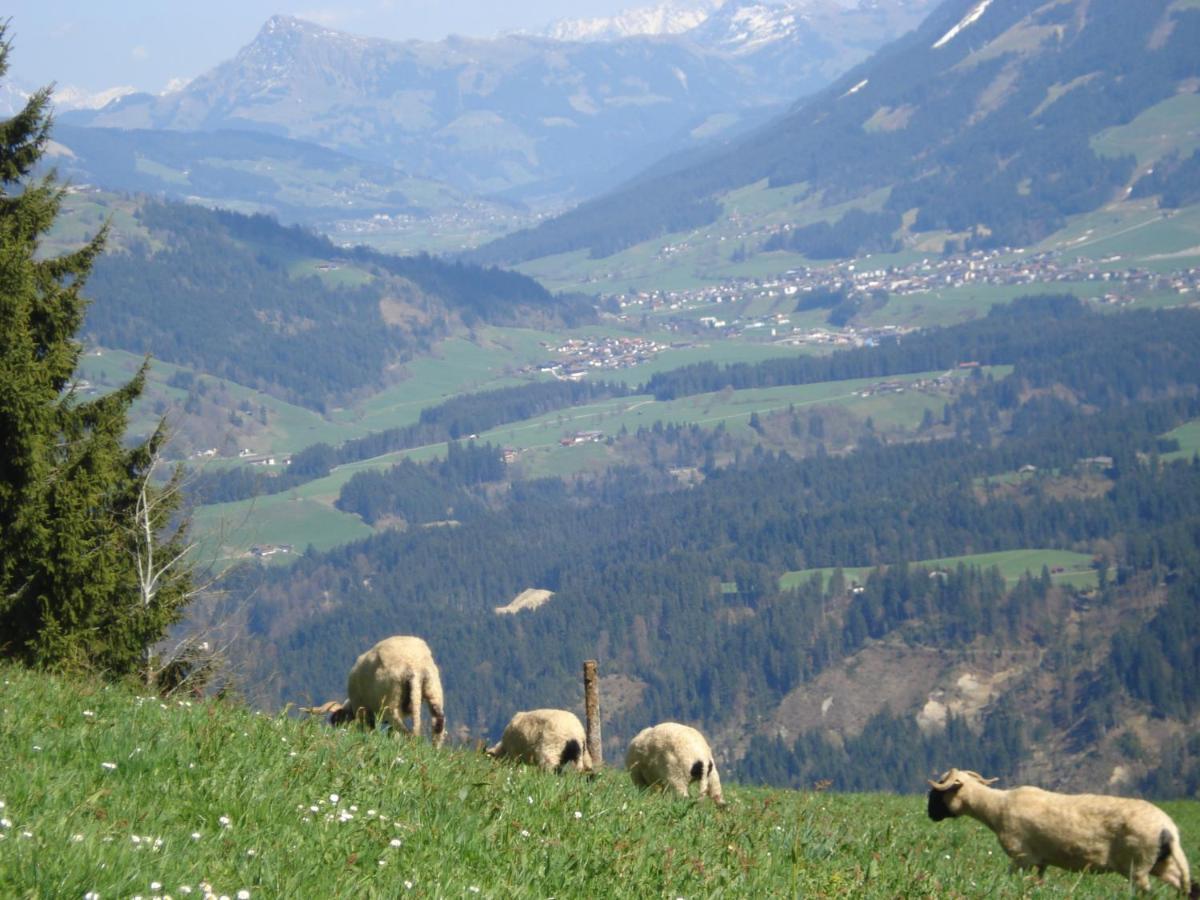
[19,0,1200,804]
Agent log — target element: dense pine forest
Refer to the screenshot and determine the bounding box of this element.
[215,296,1200,795]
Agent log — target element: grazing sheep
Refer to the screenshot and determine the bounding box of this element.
[927,768,1196,896]
[626,722,724,805]
[487,709,593,773]
[307,635,446,747]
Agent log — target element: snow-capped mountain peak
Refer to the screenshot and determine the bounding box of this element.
[540,1,721,41]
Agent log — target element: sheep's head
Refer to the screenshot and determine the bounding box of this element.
[927,769,997,821]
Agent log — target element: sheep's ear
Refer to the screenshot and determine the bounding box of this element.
[928,777,963,792]
[303,701,345,715]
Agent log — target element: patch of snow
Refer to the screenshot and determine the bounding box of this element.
[842,77,868,97]
[542,1,719,41]
[52,84,138,111]
[932,0,994,50]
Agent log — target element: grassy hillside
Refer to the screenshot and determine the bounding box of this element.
[2,663,1197,898]
[189,366,985,563]
[780,549,1100,592]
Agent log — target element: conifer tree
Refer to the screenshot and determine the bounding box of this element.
[0,28,194,678]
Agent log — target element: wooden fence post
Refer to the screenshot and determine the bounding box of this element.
[583,659,602,768]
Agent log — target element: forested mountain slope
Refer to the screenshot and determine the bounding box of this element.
[221,297,1200,796]
[48,124,471,226]
[475,0,1200,262]
[79,199,588,409]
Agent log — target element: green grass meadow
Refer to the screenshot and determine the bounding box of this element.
[1165,419,1200,462]
[189,367,977,561]
[2,663,1196,898]
[780,549,1099,592]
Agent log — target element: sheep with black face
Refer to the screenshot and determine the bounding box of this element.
[927,768,1196,896]
[626,722,724,805]
[306,635,446,747]
[487,709,593,773]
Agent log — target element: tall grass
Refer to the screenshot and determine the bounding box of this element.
[2,663,1195,898]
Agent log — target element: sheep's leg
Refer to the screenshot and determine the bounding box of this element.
[407,672,422,738]
[669,771,692,799]
[424,671,446,748]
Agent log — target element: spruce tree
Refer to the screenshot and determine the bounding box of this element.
[0,28,194,678]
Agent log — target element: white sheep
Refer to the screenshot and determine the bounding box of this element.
[625,722,724,805]
[487,708,593,773]
[307,635,446,747]
[927,768,1196,896]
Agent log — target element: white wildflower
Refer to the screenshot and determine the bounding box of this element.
[573,810,582,819]
[151,883,162,891]
[329,793,339,804]
[72,833,84,842]
[218,816,231,829]
[190,832,201,841]
[390,838,402,848]
[237,891,251,900]
[404,882,413,890]
[83,710,95,717]
[101,762,117,771]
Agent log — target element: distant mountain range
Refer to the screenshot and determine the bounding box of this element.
[59,1,933,208]
[475,0,1200,263]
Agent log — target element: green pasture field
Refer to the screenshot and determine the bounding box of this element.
[191,491,374,564]
[859,281,1111,328]
[2,663,1196,899]
[330,332,555,432]
[1165,419,1200,462]
[286,257,376,288]
[191,367,990,560]
[1039,201,1200,267]
[1092,92,1200,166]
[75,349,368,454]
[780,549,1099,592]
[47,192,147,254]
[515,184,893,295]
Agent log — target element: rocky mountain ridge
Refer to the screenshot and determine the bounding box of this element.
[62,1,933,205]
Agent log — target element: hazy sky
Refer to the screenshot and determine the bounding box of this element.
[5,0,652,95]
